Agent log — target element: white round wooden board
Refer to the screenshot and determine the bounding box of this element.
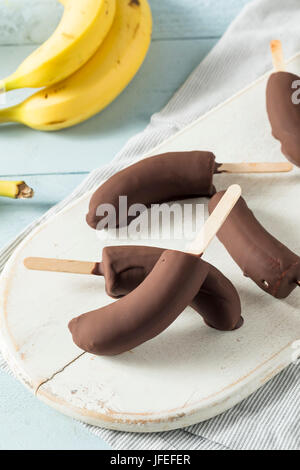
[1,54,300,433]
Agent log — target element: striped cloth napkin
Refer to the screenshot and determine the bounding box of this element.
[0,0,299,450]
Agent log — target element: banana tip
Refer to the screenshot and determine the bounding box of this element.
[17,182,34,199]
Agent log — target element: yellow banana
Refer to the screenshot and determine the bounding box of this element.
[0,0,116,91]
[0,181,34,199]
[0,0,152,131]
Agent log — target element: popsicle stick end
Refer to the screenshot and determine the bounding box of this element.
[270,40,285,72]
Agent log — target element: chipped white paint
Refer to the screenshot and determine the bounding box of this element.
[1,54,300,432]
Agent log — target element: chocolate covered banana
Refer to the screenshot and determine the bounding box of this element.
[267,71,300,167]
[69,250,209,356]
[25,245,243,332]
[209,192,300,299]
[86,151,291,229]
[267,40,300,167]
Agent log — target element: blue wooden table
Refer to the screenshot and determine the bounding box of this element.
[0,0,252,450]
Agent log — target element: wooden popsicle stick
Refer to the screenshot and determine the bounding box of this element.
[270,40,285,72]
[24,257,97,275]
[217,162,293,174]
[186,184,242,255]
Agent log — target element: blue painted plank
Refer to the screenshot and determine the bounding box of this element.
[150,0,252,39]
[0,0,252,44]
[0,370,111,450]
[0,173,86,248]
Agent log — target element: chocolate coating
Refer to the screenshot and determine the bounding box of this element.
[95,245,164,298]
[191,265,244,331]
[69,250,209,356]
[266,71,300,167]
[209,192,300,299]
[86,151,216,229]
[93,245,243,331]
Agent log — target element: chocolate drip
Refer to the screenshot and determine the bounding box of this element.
[209,191,300,299]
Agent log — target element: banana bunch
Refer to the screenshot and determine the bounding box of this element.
[0,181,34,199]
[0,0,116,91]
[0,0,152,131]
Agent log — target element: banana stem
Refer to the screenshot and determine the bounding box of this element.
[16,182,34,199]
[0,181,34,199]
